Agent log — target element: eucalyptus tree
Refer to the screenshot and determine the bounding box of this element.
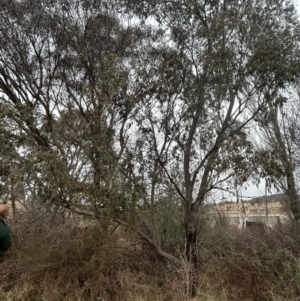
[0,0,143,216]
[254,91,300,221]
[130,0,300,295]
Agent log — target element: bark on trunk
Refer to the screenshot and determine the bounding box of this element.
[11,181,17,222]
[270,107,300,220]
[286,174,300,220]
[184,206,198,297]
[236,187,247,230]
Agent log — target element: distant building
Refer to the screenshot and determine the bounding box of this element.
[211,194,291,228]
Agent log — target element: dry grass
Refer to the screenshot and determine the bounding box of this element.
[0,214,181,301]
[1,213,300,301]
[200,225,300,301]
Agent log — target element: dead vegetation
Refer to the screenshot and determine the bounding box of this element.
[1,213,300,301]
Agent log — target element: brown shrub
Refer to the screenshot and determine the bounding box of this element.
[3,211,300,301]
[0,214,184,301]
[201,225,300,301]
[1,217,129,300]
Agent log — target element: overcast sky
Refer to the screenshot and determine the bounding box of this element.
[295,0,300,12]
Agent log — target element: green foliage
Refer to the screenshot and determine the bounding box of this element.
[0,0,143,218]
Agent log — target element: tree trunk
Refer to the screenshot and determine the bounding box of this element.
[270,107,300,220]
[11,180,17,222]
[236,187,247,230]
[286,172,300,220]
[184,205,198,297]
